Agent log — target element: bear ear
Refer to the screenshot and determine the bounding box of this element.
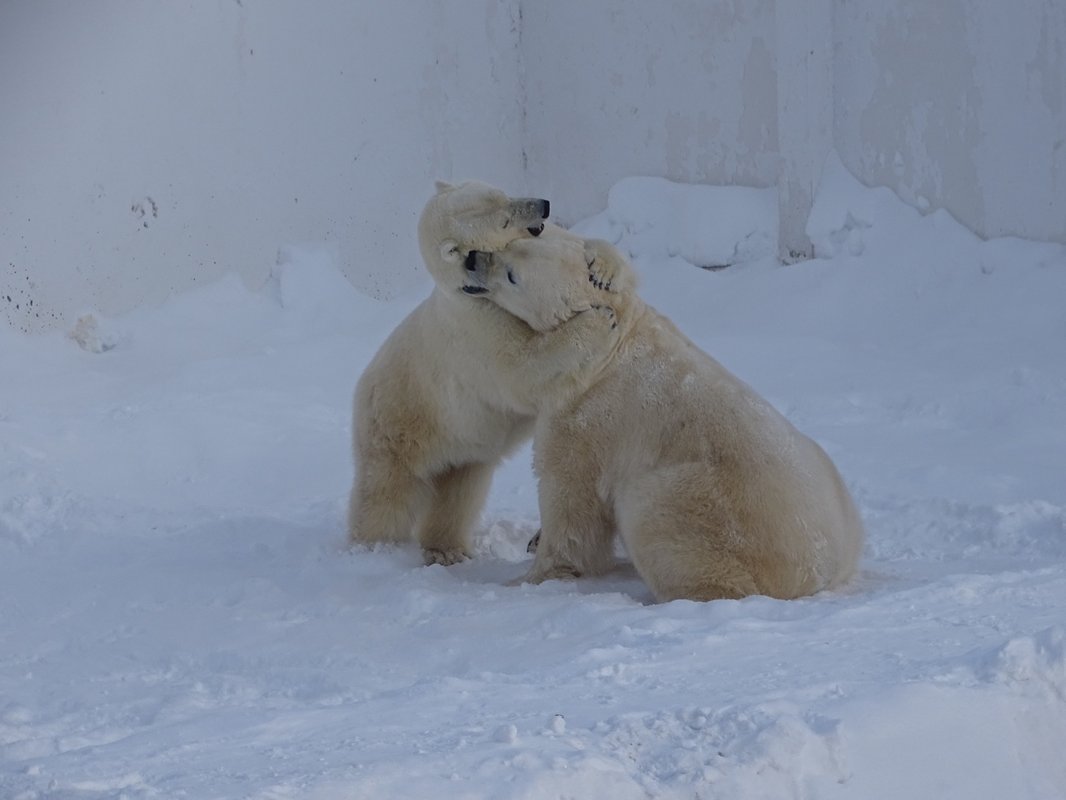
[439,240,461,263]
[434,180,456,194]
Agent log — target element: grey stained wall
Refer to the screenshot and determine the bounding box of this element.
[0,1,526,334]
[834,0,1066,244]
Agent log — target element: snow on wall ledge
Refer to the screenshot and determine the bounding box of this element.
[571,176,778,268]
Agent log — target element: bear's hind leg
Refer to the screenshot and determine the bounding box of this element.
[617,467,760,603]
[418,462,494,566]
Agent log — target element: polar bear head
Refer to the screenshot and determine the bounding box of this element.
[417,180,550,293]
[462,237,629,332]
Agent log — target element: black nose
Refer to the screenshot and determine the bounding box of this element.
[539,199,550,219]
[464,251,478,271]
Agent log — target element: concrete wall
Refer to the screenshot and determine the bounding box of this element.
[521,0,1065,254]
[521,0,779,226]
[834,0,1066,244]
[4,1,1064,333]
[1,1,524,334]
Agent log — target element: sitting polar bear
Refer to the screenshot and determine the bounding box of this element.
[464,238,864,601]
[348,181,614,566]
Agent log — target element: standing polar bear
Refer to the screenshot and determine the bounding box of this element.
[348,181,615,565]
[464,238,864,602]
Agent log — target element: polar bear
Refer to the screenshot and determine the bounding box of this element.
[348,181,617,566]
[464,238,864,601]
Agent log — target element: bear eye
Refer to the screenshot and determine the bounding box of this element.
[502,216,511,229]
[507,267,517,285]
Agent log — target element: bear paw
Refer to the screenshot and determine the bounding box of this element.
[589,304,618,330]
[585,241,621,293]
[422,547,470,567]
[587,262,615,292]
[525,563,583,584]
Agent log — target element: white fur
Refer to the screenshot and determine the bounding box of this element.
[470,237,864,601]
[347,182,614,565]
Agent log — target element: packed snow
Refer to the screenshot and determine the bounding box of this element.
[2,160,1065,799]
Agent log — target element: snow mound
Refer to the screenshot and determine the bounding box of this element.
[269,243,367,334]
[594,704,846,799]
[978,626,1066,700]
[572,175,778,268]
[67,313,125,353]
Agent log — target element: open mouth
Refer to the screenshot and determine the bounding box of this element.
[527,223,545,237]
[461,285,488,295]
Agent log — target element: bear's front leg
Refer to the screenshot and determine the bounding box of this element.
[512,304,619,408]
[417,461,494,565]
[348,452,432,547]
[583,238,636,295]
[523,494,614,585]
[519,423,616,585]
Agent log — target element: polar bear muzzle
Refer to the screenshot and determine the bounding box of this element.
[461,250,491,295]
[513,198,549,236]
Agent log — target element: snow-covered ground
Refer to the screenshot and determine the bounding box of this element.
[2,161,1065,799]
